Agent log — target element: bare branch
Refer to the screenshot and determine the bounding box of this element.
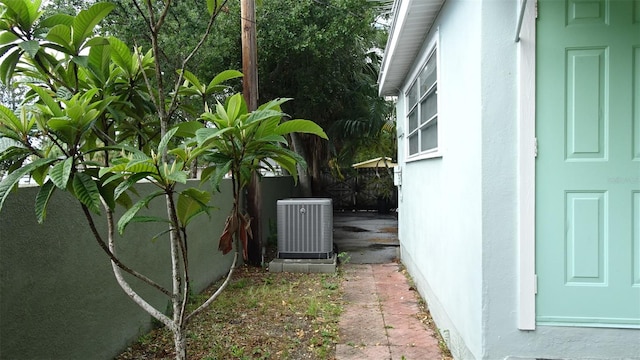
[166,0,230,117]
[104,203,174,328]
[80,203,171,297]
[185,252,238,323]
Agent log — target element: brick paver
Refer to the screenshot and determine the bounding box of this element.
[336,263,443,360]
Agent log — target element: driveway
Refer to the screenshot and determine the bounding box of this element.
[333,211,399,264]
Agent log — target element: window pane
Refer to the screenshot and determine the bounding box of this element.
[409,133,419,155]
[407,83,418,110]
[420,119,438,152]
[408,110,418,133]
[419,52,437,96]
[420,89,437,124]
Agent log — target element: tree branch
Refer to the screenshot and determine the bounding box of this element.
[166,0,230,117]
[104,203,174,329]
[80,203,171,297]
[185,251,238,323]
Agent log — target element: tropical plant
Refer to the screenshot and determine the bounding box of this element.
[0,1,327,358]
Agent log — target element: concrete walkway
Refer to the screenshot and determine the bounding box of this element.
[336,263,443,360]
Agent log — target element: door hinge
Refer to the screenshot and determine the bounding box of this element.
[534,137,538,157]
[534,274,538,294]
[535,0,538,19]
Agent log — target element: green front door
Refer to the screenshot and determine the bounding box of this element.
[536,0,640,327]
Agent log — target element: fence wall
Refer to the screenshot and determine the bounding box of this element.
[0,176,298,360]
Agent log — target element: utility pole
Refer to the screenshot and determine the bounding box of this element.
[241,0,262,266]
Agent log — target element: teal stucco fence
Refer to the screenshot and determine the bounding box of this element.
[0,176,298,359]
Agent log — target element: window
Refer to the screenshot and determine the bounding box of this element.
[406,47,438,158]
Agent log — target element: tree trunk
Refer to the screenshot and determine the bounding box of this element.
[173,327,187,360]
[290,132,312,197]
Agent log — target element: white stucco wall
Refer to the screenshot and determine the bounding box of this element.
[396,1,484,358]
[396,1,640,359]
[480,2,640,359]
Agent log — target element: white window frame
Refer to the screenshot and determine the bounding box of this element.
[405,34,441,161]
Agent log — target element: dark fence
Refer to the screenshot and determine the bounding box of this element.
[318,168,397,212]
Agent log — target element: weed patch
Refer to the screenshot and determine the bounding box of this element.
[117,266,343,359]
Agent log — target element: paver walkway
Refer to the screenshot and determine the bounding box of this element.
[336,263,443,360]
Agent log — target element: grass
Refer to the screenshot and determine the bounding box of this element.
[117,266,344,360]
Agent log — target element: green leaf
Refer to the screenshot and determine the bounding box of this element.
[275,119,328,139]
[225,93,244,124]
[117,190,164,234]
[127,216,172,225]
[17,40,39,57]
[108,36,132,74]
[113,172,150,201]
[0,31,18,45]
[0,157,56,212]
[164,164,187,184]
[72,2,115,50]
[45,24,72,52]
[173,120,204,138]
[206,0,219,15]
[195,127,233,147]
[157,127,178,156]
[35,180,55,223]
[245,109,283,125]
[0,103,21,131]
[206,161,232,191]
[40,13,74,28]
[207,69,243,92]
[28,85,63,117]
[177,188,211,227]
[49,157,73,189]
[178,69,203,92]
[124,158,156,174]
[72,172,101,214]
[0,48,22,85]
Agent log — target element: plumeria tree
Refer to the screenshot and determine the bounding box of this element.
[0,1,327,358]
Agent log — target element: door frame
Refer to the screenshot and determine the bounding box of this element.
[517,0,537,331]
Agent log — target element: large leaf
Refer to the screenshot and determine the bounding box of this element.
[113,172,151,201]
[195,127,233,148]
[28,85,64,117]
[0,103,22,132]
[225,93,244,124]
[34,179,55,223]
[275,119,328,139]
[157,127,178,156]
[48,157,73,189]
[45,24,72,53]
[108,36,132,74]
[177,188,212,227]
[117,190,164,234]
[173,121,204,138]
[72,2,115,50]
[17,40,39,57]
[0,157,56,212]
[39,13,74,28]
[178,69,203,92]
[207,69,243,92]
[0,48,21,85]
[72,172,101,214]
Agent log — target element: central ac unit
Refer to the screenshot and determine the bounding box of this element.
[277,198,333,259]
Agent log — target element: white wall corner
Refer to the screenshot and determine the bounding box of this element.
[517,0,536,331]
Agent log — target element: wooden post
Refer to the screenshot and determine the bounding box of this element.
[241,0,262,266]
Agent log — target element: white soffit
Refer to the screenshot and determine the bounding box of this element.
[378,0,445,96]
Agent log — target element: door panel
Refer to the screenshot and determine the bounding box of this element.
[536,0,640,327]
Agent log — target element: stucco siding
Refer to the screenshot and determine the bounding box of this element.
[396,1,484,358]
[480,2,640,359]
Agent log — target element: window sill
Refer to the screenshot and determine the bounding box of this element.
[406,150,442,163]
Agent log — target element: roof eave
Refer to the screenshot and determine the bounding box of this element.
[378,0,445,96]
